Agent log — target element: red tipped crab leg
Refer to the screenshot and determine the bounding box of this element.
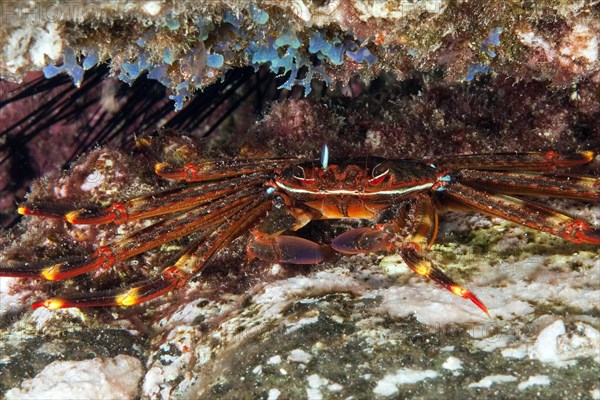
[456,170,600,200]
[399,244,489,316]
[155,158,297,182]
[33,197,273,308]
[332,194,488,315]
[32,270,183,309]
[0,188,263,280]
[395,195,489,315]
[441,182,600,245]
[18,173,269,225]
[433,150,595,171]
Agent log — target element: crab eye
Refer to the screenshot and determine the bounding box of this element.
[292,166,315,182]
[292,166,306,180]
[369,163,390,185]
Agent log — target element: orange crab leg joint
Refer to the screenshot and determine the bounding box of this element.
[66,202,129,225]
[41,264,67,281]
[412,258,432,277]
[115,279,179,307]
[115,288,142,307]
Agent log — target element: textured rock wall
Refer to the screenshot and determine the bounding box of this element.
[2,1,598,110]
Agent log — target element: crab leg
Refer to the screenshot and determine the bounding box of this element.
[398,244,489,316]
[33,197,273,309]
[395,195,488,315]
[432,150,595,171]
[440,182,600,244]
[0,188,263,280]
[332,195,488,315]
[137,136,297,183]
[18,173,269,225]
[155,158,297,182]
[456,170,599,200]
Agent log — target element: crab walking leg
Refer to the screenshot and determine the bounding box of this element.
[393,195,489,315]
[18,173,269,225]
[33,198,273,309]
[456,170,600,200]
[432,150,595,171]
[441,182,600,244]
[329,195,488,314]
[398,244,489,316]
[155,158,297,182]
[136,136,296,175]
[31,268,185,309]
[0,188,263,280]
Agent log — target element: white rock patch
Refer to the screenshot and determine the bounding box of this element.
[6,355,143,400]
[501,345,527,360]
[80,171,105,192]
[468,375,518,388]
[306,374,328,400]
[308,374,327,387]
[4,23,62,73]
[288,348,313,364]
[267,388,281,400]
[518,375,551,390]
[442,356,463,371]
[0,277,25,315]
[560,24,598,63]
[373,368,438,397]
[529,319,569,364]
[528,319,600,366]
[267,355,282,365]
[474,334,512,352]
[142,1,162,16]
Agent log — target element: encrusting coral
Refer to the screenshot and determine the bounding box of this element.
[1,1,598,110]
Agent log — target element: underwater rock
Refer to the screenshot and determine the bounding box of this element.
[5,355,144,400]
[0,128,598,398]
[0,3,599,395]
[1,1,598,109]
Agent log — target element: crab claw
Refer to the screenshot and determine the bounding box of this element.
[248,236,328,264]
[331,227,390,254]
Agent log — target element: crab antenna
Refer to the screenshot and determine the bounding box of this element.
[321,143,329,170]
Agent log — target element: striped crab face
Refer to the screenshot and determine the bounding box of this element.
[274,158,438,197]
[272,158,440,220]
